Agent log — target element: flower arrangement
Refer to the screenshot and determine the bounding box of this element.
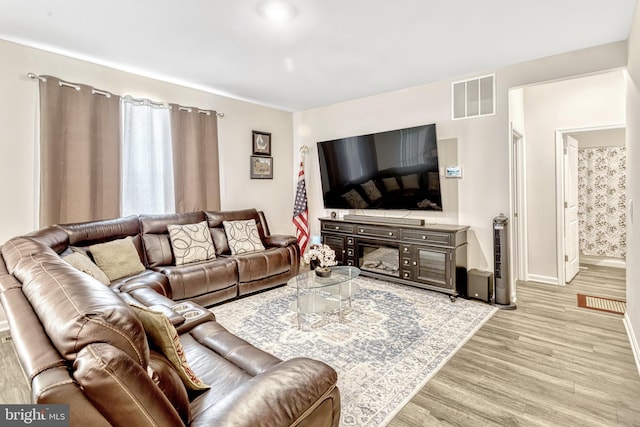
[303,244,337,269]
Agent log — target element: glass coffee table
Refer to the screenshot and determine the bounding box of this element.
[287,266,361,329]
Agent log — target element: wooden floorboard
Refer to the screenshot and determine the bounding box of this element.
[389,265,640,427]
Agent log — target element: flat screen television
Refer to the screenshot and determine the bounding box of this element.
[317,123,442,211]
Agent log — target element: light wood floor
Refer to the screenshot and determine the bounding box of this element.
[1,265,638,426]
[389,265,640,427]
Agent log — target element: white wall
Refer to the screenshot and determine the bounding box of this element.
[293,42,628,276]
[0,39,295,244]
[522,71,626,282]
[625,4,640,373]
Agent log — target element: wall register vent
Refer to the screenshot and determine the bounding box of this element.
[452,74,495,120]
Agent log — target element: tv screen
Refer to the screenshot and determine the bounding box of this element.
[317,123,442,211]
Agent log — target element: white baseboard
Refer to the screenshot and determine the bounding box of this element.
[624,313,640,377]
[526,274,559,285]
[580,255,626,269]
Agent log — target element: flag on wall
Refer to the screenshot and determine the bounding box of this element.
[293,160,309,255]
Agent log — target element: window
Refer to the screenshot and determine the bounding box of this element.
[120,96,175,216]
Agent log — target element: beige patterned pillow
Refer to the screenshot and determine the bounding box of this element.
[130,305,209,391]
[341,189,368,209]
[167,221,216,265]
[400,173,420,190]
[382,177,400,192]
[89,237,146,281]
[62,251,110,285]
[222,219,265,255]
[360,180,382,201]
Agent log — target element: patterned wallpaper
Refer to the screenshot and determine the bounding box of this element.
[578,147,626,259]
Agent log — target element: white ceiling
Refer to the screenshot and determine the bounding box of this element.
[0,0,637,111]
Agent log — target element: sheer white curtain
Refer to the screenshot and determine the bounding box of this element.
[120,96,175,216]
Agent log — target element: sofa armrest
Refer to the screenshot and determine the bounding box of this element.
[263,234,298,248]
[190,357,340,427]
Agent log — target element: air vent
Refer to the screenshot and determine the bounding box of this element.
[452,74,495,120]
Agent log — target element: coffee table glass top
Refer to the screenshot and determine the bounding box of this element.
[287,266,361,290]
[287,266,361,322]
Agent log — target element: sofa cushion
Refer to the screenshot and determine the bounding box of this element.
[130,304,210,391]
[154,257,238,301]
[222,220,265,255]
[148,350,191,425]
[168,221,216,266]
[62,252,110,285]
[90,237,146,281]
[140,211,207,267]
[74,343,184,426]
[233,247,291,283]
[13,251,149,365]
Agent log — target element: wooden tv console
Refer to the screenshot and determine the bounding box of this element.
[320,217,469,300]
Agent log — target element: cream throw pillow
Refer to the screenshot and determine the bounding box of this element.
[222,219,265,255]
[62,251,110,285]
[360,180,382,202]
[130,304,209,391]
[167,221,216,265]
[89,237,146,281]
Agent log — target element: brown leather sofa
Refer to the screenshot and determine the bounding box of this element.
[0,209,340,426]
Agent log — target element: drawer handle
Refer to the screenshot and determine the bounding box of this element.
[335,226,339,230]
[359,229,364,233]
[412,261,417,266]
[403,260,409,265]
[403,247,409,252]
[422,235,427,239]
[388,232,394,236]
[404,272,410,278]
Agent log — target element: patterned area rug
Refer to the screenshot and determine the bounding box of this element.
[213,277,497,426]
[577,294,626,314]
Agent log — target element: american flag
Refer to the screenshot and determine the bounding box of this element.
[292,160,309,255]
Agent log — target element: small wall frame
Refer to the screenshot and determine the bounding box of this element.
[250,155,273,179]
[252,130,271,156]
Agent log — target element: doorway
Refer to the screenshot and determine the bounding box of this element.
[556,125,627,284]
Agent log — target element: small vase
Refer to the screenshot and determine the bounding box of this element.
[309,259,320,271]
[315,267,331,278]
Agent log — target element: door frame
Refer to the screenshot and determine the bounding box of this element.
[555,124,625,285]
[509,124,527,284]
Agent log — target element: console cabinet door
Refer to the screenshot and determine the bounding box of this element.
[412,246,452,290]
[323,234,355,266]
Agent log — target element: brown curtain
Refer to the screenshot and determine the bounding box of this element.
[170,105,221,212]
[39,76,120,226]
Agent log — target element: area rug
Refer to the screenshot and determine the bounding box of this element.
[212,277,497,426]
[577,294,626,314]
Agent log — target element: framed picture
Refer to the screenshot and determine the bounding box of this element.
[252,130,271,156]
[250,156,273,179]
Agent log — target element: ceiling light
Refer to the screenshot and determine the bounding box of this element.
[257,0,297,23]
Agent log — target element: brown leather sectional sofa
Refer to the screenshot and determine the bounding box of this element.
[0,209,341,426]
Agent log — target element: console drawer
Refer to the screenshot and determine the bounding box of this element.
[322,221,355,234]
[403,230,451,245]
[356,225,399,239]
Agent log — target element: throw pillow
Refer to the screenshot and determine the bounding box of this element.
[130,304,210,391]
[89,237,146,281]
[360,180,382,202]
[382,177,400,192]
[341,189,368,209]
[400,173,420,190]
[222,219,265,255]
[62,251,110,285]
[167,221,216,266]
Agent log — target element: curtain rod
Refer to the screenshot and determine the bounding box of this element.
[27,72,225,118]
